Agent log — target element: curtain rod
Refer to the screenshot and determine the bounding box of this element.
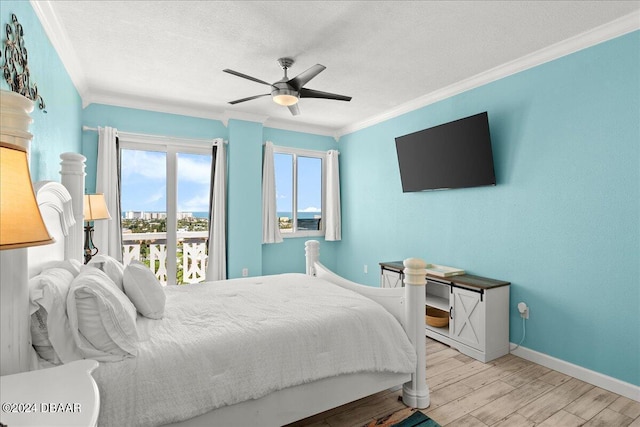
[82,126,226,145]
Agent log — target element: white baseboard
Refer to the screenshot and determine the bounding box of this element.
[510,344,639,402]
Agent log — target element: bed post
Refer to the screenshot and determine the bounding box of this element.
[60,152,86,263]
[305,240,320,276]
[402,257,430,409]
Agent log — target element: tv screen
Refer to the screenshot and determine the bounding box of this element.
[395,112,496,192]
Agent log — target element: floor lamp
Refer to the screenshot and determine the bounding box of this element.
[83,193,111,264]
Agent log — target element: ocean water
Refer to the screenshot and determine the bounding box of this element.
[277,212,321,219]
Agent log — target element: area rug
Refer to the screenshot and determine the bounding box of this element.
[364,408,441,427]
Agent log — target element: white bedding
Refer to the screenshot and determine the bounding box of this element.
[91,273,417,427]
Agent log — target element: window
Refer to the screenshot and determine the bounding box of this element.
[273,147,325,237]
[120,140,212,285]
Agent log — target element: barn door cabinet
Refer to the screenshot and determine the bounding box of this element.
[379,261,510,363]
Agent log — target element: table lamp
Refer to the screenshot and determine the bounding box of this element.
[83,193,111,263]
[0,142,54,250]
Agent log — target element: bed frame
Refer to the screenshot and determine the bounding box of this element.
[27,155,430,426]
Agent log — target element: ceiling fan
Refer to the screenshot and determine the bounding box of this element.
[223,57,352,116]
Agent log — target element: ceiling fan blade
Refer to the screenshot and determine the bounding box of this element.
[223,69,272,86]
[288,64,326,91]
[228,94,270,105]
[300,88,352,102]
[288,103,300,116]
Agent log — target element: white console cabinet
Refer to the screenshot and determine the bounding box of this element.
[381,267,404,288]
[380,261,510,362]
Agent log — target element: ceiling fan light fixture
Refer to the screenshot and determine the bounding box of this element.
[224,58,349,116]
[272,89,299,106]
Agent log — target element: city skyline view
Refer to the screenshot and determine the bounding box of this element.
[121,148,323,217]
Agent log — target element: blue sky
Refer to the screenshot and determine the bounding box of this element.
[120,149,212,213]
[274,153,321,214]
[121,149,320,215]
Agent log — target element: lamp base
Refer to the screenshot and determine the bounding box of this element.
[84,224,98,264]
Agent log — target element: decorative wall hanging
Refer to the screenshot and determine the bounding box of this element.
[1,14,46,111]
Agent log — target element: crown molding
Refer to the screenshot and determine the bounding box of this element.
[30,0,89,104]
[86,90,226,121]
[220,111,337,138]
[86,92,339,137]
[32,1,638,140]
[262,117,338,139]
[336,11,640,137]
[221,110,269,127]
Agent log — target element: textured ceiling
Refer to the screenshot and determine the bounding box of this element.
[38,1,640,136]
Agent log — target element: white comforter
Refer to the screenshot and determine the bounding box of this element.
[92,273,417,426]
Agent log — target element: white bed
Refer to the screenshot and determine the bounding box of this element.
[23,156,430,427]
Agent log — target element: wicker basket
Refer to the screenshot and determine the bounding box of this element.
[425,306,449,328]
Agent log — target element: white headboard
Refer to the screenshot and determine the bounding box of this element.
[28,152,86,276]
[28,182,75,277]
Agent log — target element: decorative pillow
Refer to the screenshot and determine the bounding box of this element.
[87,254,125,291]
[123,260,166,319]
[28,267,83,364]
[67,267,139,362]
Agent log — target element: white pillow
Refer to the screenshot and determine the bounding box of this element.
[123,260,166,319]
[67,267,139,362]
[40,259,82,277]
[29,259,83,279]
[87,254,125,291]
[28,268,83,364]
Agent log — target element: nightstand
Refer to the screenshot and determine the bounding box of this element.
[0,359,99,427]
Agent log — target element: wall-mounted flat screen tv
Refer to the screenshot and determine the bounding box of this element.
[395,112,496,192]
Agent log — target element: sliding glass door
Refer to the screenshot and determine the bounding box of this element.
[120,142,212,286]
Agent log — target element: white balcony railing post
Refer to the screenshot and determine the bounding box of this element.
[121,231,208,285]
[123,245,140,266]
[182,243,207,284]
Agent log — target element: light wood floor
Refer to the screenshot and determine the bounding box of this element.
[287,337,640,427]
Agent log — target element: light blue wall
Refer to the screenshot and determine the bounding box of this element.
[336,32,640,386]
[81,104,227,193]
[226,119,263,278]
[13,0,638,387]
[0,1,82,181]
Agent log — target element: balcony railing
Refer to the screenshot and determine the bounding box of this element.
[122,231,208,285]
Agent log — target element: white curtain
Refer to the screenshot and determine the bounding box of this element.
[262,141,283,244]
[95,126,123,261]
[206,140,227,281]
[324,150,341,241]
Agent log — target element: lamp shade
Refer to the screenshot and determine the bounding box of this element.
[0,142,54,249]
[83,194,111,221]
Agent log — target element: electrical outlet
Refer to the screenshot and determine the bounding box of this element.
[364,264,368,274]
[242,268,248,277]
[518,302,529,319]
